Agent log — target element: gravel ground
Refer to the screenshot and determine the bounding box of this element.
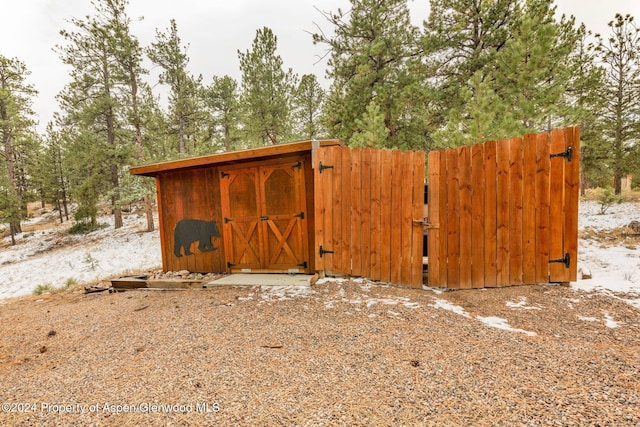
[0,279,638,426]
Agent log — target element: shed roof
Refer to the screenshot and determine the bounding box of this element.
[130,139,342,177]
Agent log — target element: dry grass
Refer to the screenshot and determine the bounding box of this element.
[0,280,638,426]
[580,226,640,249]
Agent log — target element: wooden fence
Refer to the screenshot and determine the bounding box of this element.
[314,146,425,288]
[427,127,580,289]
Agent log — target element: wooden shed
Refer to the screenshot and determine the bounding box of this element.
[131,127,580,290]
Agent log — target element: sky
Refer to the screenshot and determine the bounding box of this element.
[1,0,640,133]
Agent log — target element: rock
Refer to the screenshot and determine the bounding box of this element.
[578,266,592,280]
[628,220,640,233]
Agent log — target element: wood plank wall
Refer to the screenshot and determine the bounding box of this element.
[315,146,425,288]
[157,168,225,273]
[427,127,580,289]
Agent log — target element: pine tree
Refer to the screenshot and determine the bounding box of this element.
[0,55,38,243]
[292,74,326,140]
[56,0,137,229]
[493,0,579,133]
[204,75,241,151]
[314,0,426,149]
[147,19,205,155]
[238,27,297,146]
[424,0,518,139]
[350,100,388,147]
[596,13,640,194]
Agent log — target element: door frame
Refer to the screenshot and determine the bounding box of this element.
[219,155,311,274]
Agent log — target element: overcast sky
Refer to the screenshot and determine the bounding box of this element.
[1,0,639,133]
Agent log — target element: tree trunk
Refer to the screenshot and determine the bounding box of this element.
[144,194,154,232]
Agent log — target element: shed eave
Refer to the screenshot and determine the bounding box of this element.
[130,139,342,177]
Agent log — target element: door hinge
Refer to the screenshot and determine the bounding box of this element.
[260,215,269,221]
[297,261,308,268]
[227,262,236,268]
[224,217,232,223]
[291,161,302,170]
[319,162,334,173]
[221,171,230,178]
[549,253,571,268]
[294,212,304,219]
[319,245,334,257]
[550,146,573,162]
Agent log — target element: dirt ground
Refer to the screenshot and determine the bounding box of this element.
[0,280,638,426]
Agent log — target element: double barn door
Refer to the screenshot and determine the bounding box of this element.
[219,159,310,273]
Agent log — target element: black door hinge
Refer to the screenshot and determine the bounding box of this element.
[549,253,570,268]
[227,262,236,268]
[294,212,304,219]
[224,217,232,223]
[550,146,573,162]
[319,245,334,257]
[319,162,334,173]
[221,171,230,178]
[291,161,302,170]
[297,261,308,268]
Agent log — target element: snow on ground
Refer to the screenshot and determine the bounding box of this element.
[0,200,638,303]
[0,212,161,299]
[575,200,640,298]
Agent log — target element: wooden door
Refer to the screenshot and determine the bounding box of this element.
[220,168,263,270]
[220,159,309,272]
[427,127,580,289]
[260,162,309,271]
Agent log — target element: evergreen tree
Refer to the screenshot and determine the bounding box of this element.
[493,0,579,133]
[350,100,388,147]
[0,55,38,243]
[147,19,205,155]
[204,75,241,151]
[292,74,325,140]
[596,13,640,194]
[56,0,137,229]
[109,5,155,231]
[37,124,70,223]
[314,0,426,149]
[238,27,297,146]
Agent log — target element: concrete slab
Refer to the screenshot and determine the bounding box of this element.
[205,273,313,287]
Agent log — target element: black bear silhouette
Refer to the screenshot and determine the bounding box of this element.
[173,219,220,257]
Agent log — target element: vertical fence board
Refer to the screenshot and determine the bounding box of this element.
[330,147,343,273]
[323,148,336,273]
[401,151,416,286]
[484,141,497,287]
[380,150,393,283]
[438,152,449,286]
[390,150,404,284]
[496,139,511,286]
[564,127,580,282]
[370,150,382,281]
[411,152,426,288]
[350,148,362,277]
[314,148,326,272]
[427,151,441,287]
[535,133,551,283]
[549,130,566,282]
[446,149,461,288]
[360,149,372,279]
[508,138,524,285]
[522,134,537,284]
[458,146,472,289]
[340,147,352,274]
[471,144,485,288]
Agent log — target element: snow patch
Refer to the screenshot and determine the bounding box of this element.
[476,316,537,337]
[431,299,472,318]
[506,296,542,310]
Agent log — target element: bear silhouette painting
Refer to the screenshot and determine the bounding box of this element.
[173,219,220,257]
